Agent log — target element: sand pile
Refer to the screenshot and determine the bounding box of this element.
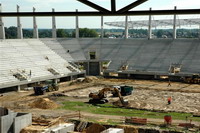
[83,76,98,83]
[29,98,58,109]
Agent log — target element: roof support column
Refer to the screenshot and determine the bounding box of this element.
[33,7,39,38]
[124,16,128,39]
[101,16,104,38]
[52,8,57,38]
[75,9,79,39]
[17,5,23,39]
[197,24,200,39]
[111,0,116,13]
[173,6,177,39]
[148,8,152,40]
[0,4,5,39]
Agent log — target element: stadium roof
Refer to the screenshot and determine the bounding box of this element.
[104,18,200,28]
[1,0,200,17]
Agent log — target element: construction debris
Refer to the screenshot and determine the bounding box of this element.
[76,121,88,132]
[125,117,147,125]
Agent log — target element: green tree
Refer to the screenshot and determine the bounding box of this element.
[39,29,51,38]
[5,26,17,39]
[156,30,164,38]
[23,29,33,38]
[57,29,68,37]
[72,28,98,38]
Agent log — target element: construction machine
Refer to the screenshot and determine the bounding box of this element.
[33,80,59,95]
[112,85,133,96]
[88,87,129,106]
[182,74,200,84]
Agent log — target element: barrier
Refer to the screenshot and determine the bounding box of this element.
[125,117,147,125]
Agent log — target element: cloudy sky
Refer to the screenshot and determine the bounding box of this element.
[1,0,199,28]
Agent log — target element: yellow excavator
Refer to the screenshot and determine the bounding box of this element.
[88,87,129,106]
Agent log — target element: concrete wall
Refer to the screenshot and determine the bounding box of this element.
[101,128,124,133]
[45,123,75,133]
[14,113,32,133]
[0,108,32,133]
[0,112,17,133]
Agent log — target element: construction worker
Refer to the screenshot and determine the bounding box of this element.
[168,96,172,105]
[167,80,171,87]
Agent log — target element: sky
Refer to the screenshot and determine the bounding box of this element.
[0,0,200,29]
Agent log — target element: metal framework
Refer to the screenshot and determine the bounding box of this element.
[105,18,200,28]
[0,0,200,17]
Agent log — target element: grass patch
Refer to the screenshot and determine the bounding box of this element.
[60,101,200,122]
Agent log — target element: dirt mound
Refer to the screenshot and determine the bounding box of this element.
[29,98,58,109]
[86,123,106,133]
[70,76,98,85]
[83,76,98,83]
[117,125,138,133]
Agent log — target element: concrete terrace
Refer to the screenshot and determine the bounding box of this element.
[42,38,200,74]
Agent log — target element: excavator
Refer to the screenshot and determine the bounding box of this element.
[182,74,200,84]
[88,87,129,106]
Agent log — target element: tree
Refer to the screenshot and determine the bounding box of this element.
[72,28,98,38]
[39,29,51,38]
[23,29,33,38]
[5,26,17,39]
[156,30,164,38]
[57,29,68,38]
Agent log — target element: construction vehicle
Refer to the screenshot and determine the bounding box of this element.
[88,87,129,106]
[182,74,200,84]
[112,85,133,96]
[33,80,59,95]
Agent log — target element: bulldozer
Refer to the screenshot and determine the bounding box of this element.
[33,80,59,95]
[88,87,129,106]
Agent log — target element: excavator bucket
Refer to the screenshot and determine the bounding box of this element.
[123,99,129,106]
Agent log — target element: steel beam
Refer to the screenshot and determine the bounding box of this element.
[1,9,200,17]
[77,0,110,13]
[111,0,116,13]
[117,0,148,13]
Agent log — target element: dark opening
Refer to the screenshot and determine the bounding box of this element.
[89,52,96,60]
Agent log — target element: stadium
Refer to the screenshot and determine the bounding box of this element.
[0,0,200,132]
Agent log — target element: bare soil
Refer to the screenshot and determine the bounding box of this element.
[0,76,200,131]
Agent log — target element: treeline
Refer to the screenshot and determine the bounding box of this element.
[5,27,99,39]
[4,26,199,39]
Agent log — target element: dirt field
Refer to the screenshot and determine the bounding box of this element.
[1,77,200,113]
[57,77,200,113]
[0,76,200,131]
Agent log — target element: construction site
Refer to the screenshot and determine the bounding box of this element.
[1,0,200,133]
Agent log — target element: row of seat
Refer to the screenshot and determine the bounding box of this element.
[0,39,80,88]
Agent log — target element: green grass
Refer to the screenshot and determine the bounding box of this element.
[60,101,200,122]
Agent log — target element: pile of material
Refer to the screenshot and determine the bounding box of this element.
[86,123,106,133]
[70,76,98,85]
[29,98,58,109]
[117,125,138,133]
[83,76,98,83]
